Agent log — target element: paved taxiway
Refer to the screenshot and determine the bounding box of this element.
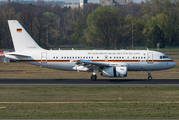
[0,79,179,86]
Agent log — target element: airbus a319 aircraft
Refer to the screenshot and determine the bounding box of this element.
[5,20,176,80]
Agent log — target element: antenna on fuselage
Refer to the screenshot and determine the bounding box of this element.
[147,48,149,51]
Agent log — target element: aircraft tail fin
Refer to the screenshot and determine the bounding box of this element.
[8,20,43,52]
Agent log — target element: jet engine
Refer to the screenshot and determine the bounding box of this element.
[101,67,127,77]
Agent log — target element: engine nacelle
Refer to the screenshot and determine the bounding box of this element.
[101,67,127,77]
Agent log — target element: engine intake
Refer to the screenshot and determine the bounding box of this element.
[101,67,127,77]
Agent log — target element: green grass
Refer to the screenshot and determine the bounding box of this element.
[0,86,179,119]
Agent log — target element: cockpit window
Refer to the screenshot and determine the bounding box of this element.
[160,56,168,59]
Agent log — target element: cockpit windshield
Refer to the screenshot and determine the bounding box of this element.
[160,55,168,59]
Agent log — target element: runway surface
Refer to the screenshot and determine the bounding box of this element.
[0,79,179,86]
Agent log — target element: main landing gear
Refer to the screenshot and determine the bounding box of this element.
[148,71,152,80]
[91,69,98,81]
[91,75,97,81]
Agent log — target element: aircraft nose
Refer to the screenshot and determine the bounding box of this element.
[170,61,176,68]
[172,61,176,67]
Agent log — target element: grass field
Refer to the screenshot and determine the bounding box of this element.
[0,86,179,119]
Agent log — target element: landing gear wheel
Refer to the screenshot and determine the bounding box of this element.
[91,75,97,81]
[148,71,152,80]
[148,76,152,80]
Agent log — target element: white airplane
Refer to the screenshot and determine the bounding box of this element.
[5,20,176,80]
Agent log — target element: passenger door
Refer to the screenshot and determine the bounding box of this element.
[41,52,47,64]
[147,52,153,64]
[105,55,108,61]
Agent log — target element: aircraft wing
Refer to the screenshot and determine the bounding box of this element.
[76,59,110,67]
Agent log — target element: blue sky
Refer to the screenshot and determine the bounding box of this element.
[64,0,143,3]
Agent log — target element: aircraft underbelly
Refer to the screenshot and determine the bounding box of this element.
[47,62,75,70]
[128,62,169,71]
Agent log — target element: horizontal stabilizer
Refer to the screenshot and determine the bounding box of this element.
[5,52,31,57]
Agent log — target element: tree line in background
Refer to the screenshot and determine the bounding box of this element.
[0,0,179,50]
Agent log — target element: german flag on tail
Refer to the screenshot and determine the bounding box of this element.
[17,29,22,32]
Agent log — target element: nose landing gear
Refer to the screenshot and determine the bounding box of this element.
[148,71,152,80]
